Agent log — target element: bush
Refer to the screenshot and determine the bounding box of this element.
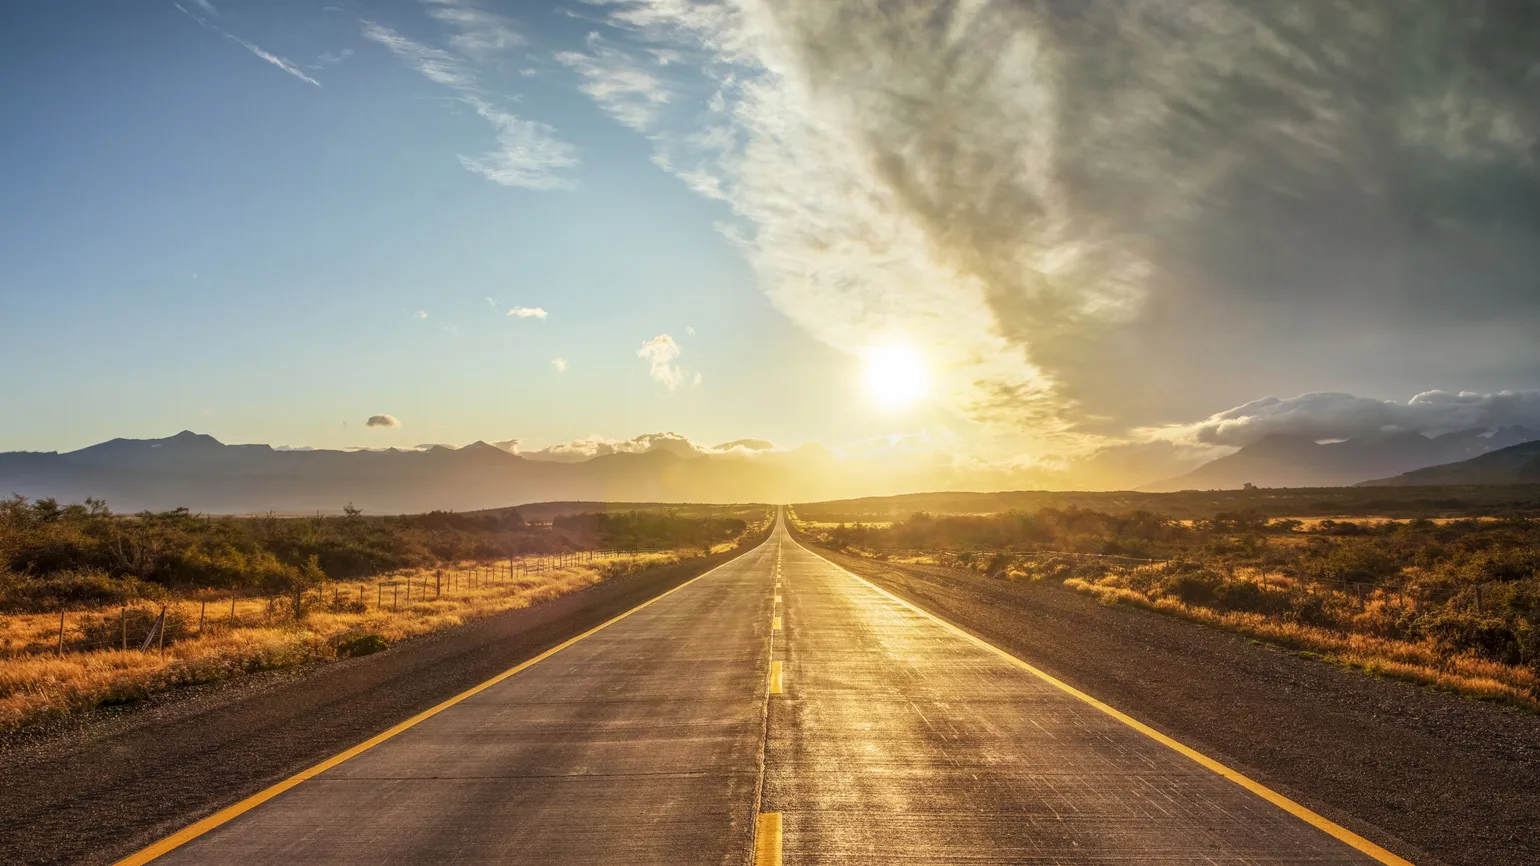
[0,571,164,613]
[1417,612,1523,664]
[334,633,390,658]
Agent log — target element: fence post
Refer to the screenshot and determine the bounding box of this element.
[436,569,442,596]
[57,611,65,658]
[198,600,207,634]
[1475,585,1483,615]
[230,596,237,629]
[158,605,168,656]
[122,603,128,651]
[378,583,383,609]
[393,585,399,611]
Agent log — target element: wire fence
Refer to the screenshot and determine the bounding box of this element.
[1,548,677,659]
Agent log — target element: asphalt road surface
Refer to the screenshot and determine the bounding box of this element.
[130,514,1404,865]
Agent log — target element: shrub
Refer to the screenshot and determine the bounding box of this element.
[334,633,390,658]
[0,571,163,612]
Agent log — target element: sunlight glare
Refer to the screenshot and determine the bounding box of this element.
[864,343,930,409]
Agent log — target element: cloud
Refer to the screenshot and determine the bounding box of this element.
[420,0,524,57]
[551,357,568,372]
[175,4,320,88]
[414,309,429,319]
[523,432,716,462]
[556,32,672,132]
[314,48,354,68]
[490,438,521,453]
[224,35,322,87]
[637,334,688,389]
[506,306,548,318]
[366,414,401,428]
[578,0,1540,458]
[361,22,576,189]
[1154,390,1540,448]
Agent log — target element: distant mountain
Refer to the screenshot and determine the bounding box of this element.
[0,431,964,514]
[1359,440,1540,486]
[1142,427,1540,491]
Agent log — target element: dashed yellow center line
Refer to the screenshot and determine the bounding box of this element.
[753,813,783,866]
[772,616,782,631]
[774,594,781,604]
[769,660,783,694]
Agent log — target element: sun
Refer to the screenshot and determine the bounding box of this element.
[863,343,930,409]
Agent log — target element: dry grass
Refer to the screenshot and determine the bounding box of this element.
[0,551,686,732]
[1063,575,1539,710]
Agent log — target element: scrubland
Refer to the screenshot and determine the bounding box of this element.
[0,497,769,730]
[793,507,1539,709]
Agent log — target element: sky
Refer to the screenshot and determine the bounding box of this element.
[2,1,1539,488]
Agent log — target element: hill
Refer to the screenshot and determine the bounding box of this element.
[1359,440,1540,486]
[1142,427,1539,491]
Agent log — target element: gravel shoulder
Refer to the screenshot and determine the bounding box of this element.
[0,547,752,866]
[810,544,1540,866]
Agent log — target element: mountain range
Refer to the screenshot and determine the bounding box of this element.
[1140,427,1540,491]
[1359,439,1540,486]
[5,425,1538,514]
[0,431,951,514]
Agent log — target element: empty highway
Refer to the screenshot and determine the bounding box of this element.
[123,513,1406,865]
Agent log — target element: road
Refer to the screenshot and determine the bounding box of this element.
[127,513,1403,865]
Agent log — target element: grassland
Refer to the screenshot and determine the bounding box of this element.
[0,497,771,730]
[790,505,1540,710]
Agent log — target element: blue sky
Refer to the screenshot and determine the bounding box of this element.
[0,0,952,454]
[3,1,1538,489]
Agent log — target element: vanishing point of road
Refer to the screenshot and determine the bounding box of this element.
[122,511,1408,865]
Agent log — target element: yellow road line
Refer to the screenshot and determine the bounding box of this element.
[753,813,783,866]
[774,594,781,603]
[772,616,782,631]
[817,549,1414,866]
[769,660,783,695]
[114,546,759,866]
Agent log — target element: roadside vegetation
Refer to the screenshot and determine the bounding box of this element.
[792,507,1539,710]
[0,496,770,730]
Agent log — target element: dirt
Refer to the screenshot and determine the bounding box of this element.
[0,547,749,866]
[814,545,1540,866]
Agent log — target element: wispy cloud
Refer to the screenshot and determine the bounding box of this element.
[414,309,429,320]
[637,334,693,390]
[314,48,354,68]
[551,357,569,373]
[174,3,320,88]
[420,0,524,57]
[460,97,578,190]
[556,32,671,132]
[365,414,401,428]
[507,306,548,319]
[361,21,576,189]
[224,34,322,87]
[361,21,474,88]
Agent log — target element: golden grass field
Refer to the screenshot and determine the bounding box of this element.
[1061,569,1537,710]
[0,550,690,732]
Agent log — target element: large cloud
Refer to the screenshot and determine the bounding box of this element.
[577,0,1540,451]
[1156,390,1540,448]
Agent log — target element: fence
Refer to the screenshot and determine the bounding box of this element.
[2,548,675,659]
